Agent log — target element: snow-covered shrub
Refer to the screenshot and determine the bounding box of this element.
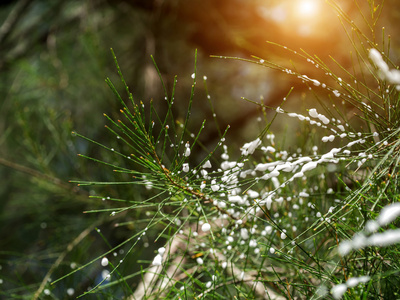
[62,2,400,299]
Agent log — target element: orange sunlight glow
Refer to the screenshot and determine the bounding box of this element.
[260,0,337,38]
[291,0,325,36]
[296,0,320,18]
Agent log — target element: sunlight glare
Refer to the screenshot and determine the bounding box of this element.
[297,0,319,17]
[262,0,333,37]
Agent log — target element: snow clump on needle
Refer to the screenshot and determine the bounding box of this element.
[201,223,211,232]
[331,276,371,299]
[369,48,400,88]
[152,247,166,266]
[241,138,261,156]
[338,203,400,256]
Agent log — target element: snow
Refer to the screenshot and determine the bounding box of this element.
[211,184,220,192]
[368,229,400,246]
[364,220,379,233]
[221,161,237,170]
[331,284,347,299]
[152,254,163,266]
[247,190,260,198]
[318,114,330,124]
[201,223,211,232]
[262,194,274,209]
[184,147,191,157]
[293,157,312,165]
[203,160,212,168]
[322,135,335,142]
[101,257,109,267]
[338,240,353,256]
[255,161,282,171]
[240,228,249,240]
[275,162,294,172]
[369,48,400,85]
[249,239,257,247]
[301,161,318,172]
[261,146,276,153]
[260,170,280,180]
[241,138,261,155]
[377,203,400,226]
[369,48,389,73]
[311,79,321,86]
[346,276,370,288]
[332,90,341,97]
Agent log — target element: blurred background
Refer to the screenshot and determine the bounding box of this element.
[0,0,399,298]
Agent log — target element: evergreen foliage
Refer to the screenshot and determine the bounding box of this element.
[1,0,400,299]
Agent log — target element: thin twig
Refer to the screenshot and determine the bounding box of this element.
[32,220,103,300]
[0,157,86,195]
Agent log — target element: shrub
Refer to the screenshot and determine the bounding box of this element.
[50,1,400,299]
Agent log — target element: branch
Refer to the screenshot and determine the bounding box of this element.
[0,0,33,46]
[32,219,104,300]
[0,157,86,195]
